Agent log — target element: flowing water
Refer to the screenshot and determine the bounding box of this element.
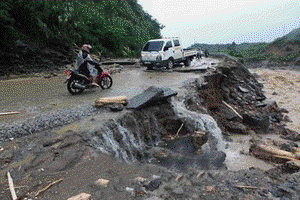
[85,97,227,172]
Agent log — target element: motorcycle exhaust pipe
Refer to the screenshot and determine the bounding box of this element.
[73,83,86,89]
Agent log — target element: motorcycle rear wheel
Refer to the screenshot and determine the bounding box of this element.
[99,75,113,89]
[67,77,85,95]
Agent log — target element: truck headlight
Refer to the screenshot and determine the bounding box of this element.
[156,55,162,62]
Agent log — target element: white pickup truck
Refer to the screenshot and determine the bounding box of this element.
[141,37,198,70]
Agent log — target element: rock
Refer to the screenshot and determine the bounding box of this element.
[224,121,248,134]
[238,85,249,93]
[280,108,289,113]
[283,115,292,122]
[252,73,261,79]
[67,193,91,200]
[242,112,270,132]
[109,103,124,112]
[143,179,162,191]
[280,129,300,141]
[0,147,14,162]
[191,131,208,149]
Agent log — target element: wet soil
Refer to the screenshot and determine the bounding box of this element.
[1,58,300,199]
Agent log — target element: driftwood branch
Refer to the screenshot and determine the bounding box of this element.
[222,101,243,120]
[7,171,17,200]
[171,120,186,140]
[234,185,258,189]
[35,178,64,197]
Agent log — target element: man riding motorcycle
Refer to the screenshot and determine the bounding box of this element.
[75,44,103,87]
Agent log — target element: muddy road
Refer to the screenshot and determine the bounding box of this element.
[0,58,217,136]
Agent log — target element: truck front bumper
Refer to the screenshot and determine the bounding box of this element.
[142,60,166,67]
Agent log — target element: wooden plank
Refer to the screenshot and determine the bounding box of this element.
[7,171,17,200]
[0,111,20,116]
[95,96,127,103]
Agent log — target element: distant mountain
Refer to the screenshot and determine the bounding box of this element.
[278,26,300,43]
[189,26,300,66]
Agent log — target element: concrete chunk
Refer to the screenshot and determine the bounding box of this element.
[127,86,177,109]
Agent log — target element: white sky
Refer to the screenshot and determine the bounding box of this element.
[138,0,300,48]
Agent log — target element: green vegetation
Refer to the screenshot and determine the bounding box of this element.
[190,26,300,65]
[0,0,163,57]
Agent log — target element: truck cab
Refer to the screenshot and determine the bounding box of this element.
[141,37,196,70]
[141,37,197,69]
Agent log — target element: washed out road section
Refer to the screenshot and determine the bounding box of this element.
[0,64,206,140]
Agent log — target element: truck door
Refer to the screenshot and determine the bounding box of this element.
[173,39,183,61]
[163,41,174,60]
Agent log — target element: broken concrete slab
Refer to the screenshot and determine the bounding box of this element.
[126,86,164,109]
[126,86,177,110]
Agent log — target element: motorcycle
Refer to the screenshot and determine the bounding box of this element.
[64,67,113,95]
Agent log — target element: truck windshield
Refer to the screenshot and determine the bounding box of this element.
[142,41,164,51]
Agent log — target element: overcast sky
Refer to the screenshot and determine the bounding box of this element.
[138,0,300,48]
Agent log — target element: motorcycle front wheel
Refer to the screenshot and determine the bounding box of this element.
[99,75,113,89]
[67,77,85,95]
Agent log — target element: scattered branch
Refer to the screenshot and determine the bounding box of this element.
[35,178,64,197]
[171,119,186,140]
[234,185,258,189]
[222,101,243,120]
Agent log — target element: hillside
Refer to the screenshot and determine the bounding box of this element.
[0,0,163,76]
[190,26,300,66]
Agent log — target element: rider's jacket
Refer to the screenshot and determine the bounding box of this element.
[75,51,102,77]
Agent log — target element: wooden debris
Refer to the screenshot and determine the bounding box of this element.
[7,171,17,200]
[94,178,110,187]
[133,177,147,183]
[222,101,243,120]
[252,143,295,159]
[171,120,185,139]
[35,178,63,197]
[0,111,20,116]
[67,193,91,200]
[95,96,128,107]
[234,185,258,189]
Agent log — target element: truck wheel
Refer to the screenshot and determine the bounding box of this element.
[184,58,191,66]
[166,59,174,69]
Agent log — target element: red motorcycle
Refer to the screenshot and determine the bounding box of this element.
[65,67,113,95]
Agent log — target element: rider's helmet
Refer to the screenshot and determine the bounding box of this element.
[82,44,92,53]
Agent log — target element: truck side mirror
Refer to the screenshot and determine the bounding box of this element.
[163,46,169,51]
